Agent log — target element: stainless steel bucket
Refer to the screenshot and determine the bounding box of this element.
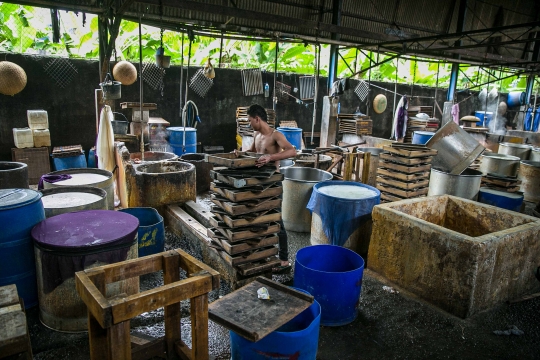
[281,167,333,232]
[279,159,295,170]
[426,121,485,175]
[498,142,531,160]
[518,161,540,203]
[529,147,540,161]
[428,168,483,200]
[479,153,521,177]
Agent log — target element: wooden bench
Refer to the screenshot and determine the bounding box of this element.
[75,249,219,360]
[0,284,33,359]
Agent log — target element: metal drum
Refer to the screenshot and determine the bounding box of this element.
[43,168,114,210]
[498,142,531,160]
[428,168,483,200]
[518,161,540,203]
[31,210,139,332]
[0,162,29,189]
[281,167,333,232]
[478,153,520,177]
[40,186,108,218]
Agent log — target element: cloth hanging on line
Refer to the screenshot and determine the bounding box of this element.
[391,96,408,140]
[96,105,116,173]
[451,104,460,125]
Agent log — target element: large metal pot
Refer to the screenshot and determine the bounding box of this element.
[528,147,540,161]
[426,121,485,175]
[498,142,531,160]
[357,147,385,186]
[479,153,521,177]
[428,168,483,200]
[280,167,333,232]
[518,161,540,203]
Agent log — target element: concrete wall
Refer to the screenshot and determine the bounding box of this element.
[0,53,515,161]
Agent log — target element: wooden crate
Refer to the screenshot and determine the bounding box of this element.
[11,147,51,185]
[211,209,282,228]
[210,182,283,202]
[211,196,282,216]
[209,221,280,242]
[0,284,32,359]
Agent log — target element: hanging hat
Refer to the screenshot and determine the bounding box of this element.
[0,61,27,96]
[373,94,387,114]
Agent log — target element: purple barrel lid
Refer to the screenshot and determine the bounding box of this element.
[31,210,139,252]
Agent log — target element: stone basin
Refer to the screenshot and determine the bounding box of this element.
[129,151,177,163]
[368,195,540,318]
[127,161,196,208]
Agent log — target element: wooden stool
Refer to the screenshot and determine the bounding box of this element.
[0,284,33,359]
[75,249,219,360]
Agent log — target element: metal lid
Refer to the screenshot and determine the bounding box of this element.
[31,210,139,252]
[481,153,521,161]
[499,142,531,149]
[0,189,42,210]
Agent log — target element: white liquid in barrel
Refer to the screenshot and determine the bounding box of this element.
[318,185,377,199]
[42,192,102,208]
[54,173,109,185]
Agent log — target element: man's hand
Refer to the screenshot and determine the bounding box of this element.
[255,154,273,167]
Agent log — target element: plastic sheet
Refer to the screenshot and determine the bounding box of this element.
[307,181,380,246]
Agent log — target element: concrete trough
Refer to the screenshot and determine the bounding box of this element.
[368,195,540,318]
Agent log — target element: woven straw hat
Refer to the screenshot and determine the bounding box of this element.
[373,94,387,114]
[0,61,27,96]
[112,61,137,85]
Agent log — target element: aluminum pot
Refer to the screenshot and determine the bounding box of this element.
[279,159,295,170]
[294,154,333,170]
[479,153,521,177]
[428,168,483,200]
[518,161,540,203]
[280,167,333,232]
[528,147,540,161]
[426,120,485,175]
[357,147,385,186]
[498,142,531,160]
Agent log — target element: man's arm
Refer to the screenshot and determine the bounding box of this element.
[270,131,297,161]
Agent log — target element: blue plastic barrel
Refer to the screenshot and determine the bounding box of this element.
[412,131,435,145]
[0,189,45,308]
[230,287,321,360]
[478,188,524,212]
[507,91,526,108]
[52,154,87,171]
[119,207,165,257]
[277,127,303,150]
[87,148,97,168]
[475,111,493,127]
[168,127,197,155]
[294,244,365,326]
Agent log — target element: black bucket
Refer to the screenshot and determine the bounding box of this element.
[111,120,128,135]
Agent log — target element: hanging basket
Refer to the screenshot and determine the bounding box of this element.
[155,47,171,69]
[100,73,122,100]
[0,61,27,96]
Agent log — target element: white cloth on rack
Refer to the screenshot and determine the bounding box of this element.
[391,96,408,140]
[96,105,116,173]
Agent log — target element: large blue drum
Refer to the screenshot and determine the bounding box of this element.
[277,127,303,150]
[168,127,197,155]
[0,188,45,308]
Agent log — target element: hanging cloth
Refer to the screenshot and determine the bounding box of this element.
[96,105,116,173]
[391,96,408,140]
[451,104,460,125]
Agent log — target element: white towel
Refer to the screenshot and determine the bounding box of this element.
[96,105,116,173]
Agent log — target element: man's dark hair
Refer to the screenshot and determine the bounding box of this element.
[247,104,268,122]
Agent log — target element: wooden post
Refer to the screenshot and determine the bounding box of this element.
[320,96,337,147]
[163,252,181,360]
[87,271,109,360]
[190,294,209,360]
[362,152,371,184]
[343,153,355,181]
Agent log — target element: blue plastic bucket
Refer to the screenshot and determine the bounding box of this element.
[294,244,365,326]
[478,188,523,212]
[475,111,493,127]
[507,91,526,108]
[52,154,87,171]
[412,131,435,145]
[168,127,197,155]
[0,189,45,308]
[277,127,303,150]
[230,287,321,360]
[119,207,164,257]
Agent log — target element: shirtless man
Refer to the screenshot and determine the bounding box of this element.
[245,104,297,272]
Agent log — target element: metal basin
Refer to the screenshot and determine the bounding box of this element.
[130,151,177,163]
[279,159,295,170]
[428,168,483,200]
[0,161,28,189]
[294,154,333,170]
[498,142,531,160]
[280,167,333,232]
[479,153,520,177]
[426,121,485,175]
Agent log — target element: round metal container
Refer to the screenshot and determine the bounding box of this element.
[518,161,540,203]
[427,168,483,200]
[426,121,485,175]
[0,161,29,189]
[130,151,177,163]
[357,147,385,186]
[281,167,333,232]
[294,154,333,170]
[43,168,114,210]
[278,159,295,170]
[40,186,108,218]
[478,153,521,177]
[529,147,540,162]
[498,142,531,160]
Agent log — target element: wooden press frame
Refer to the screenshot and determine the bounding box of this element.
[75,249,219,360]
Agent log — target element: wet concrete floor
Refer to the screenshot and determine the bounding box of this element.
[22,228,540,360]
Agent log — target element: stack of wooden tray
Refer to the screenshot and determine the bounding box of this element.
[376,144,438,203]
[205,153,283,276]
[236,107,275,136]
[481,174,522,192]
[338,114,372,135]
[51,145,83,157]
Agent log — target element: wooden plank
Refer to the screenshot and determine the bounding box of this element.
[205,152,258,168]
[377,168,430,181]
[380,192,407,202]
[210,182,283,202]
[211,209,281,228]
[85,270,110,360]
[377,176,430,190]
[84,253,165,284]
[207,278,313,342]
[163,252,181,360]
[210,171,284,188]
[131,336,166,360]
[343,152,355,181]
[184,200,213,228]
[168,205,211,242]
[175,339,193,360]
[376,183,429,198]
[120,102,157,110]
[209,231,279,255]
[0,284,19,308]
[211,197,282,216]
[383,145,437,158]
[379,160,431,174]
[109,320,132,360]
[379,152,432,165]
[75,270,112,329]
[190,294,209,360]
[219,247,278,266]
[0,303,22,316]
[236,258,281,276]
[0,311,28,358]
[109,276,213,324]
